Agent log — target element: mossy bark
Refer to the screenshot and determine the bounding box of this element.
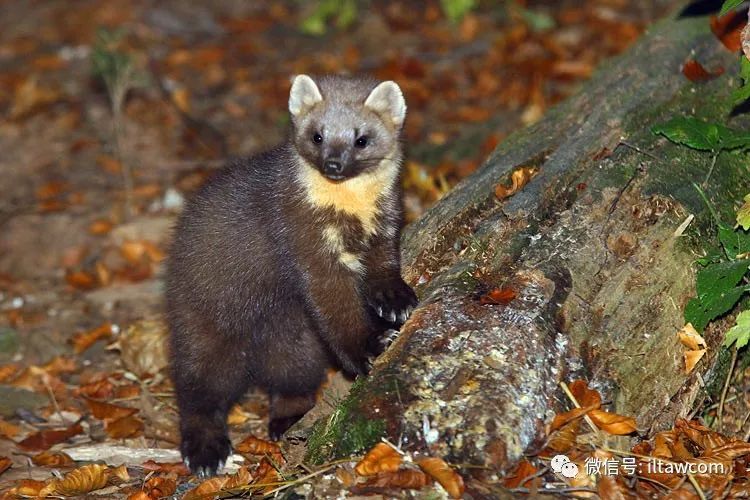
[291,8,750,481]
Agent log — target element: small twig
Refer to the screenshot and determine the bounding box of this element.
[42,375,67,425]
[673,214,694,237]
[718,347,738,433]
[742,410,750,441]
[703,152,719,186]
[686,472,707,500]
[618,139,661,161]
[559,381,598,434]
[262,457,359,497]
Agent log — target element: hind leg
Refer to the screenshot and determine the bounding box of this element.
[170,308,251,476]
[251,305,329,440]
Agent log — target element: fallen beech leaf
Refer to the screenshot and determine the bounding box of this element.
[12,479,47,496]
[183,476,228,500]
[678,323,706,350]
[143,476,177,498]
[39,463,109,497]
[97,155,122,174]
[597,473,632,499]
[543,420,580,454]
[114,319,169,377]
[76,378,115,399]
[9,77,63,120]
[227,405,251,425]
[711,10,746,52]
[40,356,76,375]
[251,458,281,493]
[71,323,113,354]
[355,442,402,476]
[235,435,283,462]
[682,59,724,82]
[88,219,113,235]
[85,398,138,421]
[701,441,750,462]
[126,492,152,500]
[479,287,517,305]
[588,409,638,435]
[140,460,190,476]
[65,269,98,290]
[110,464,130,481]
[503,459,538,488]
[225,466,252,489]
[495,166,538,199]
[32,451,75,467]
[550,404,599,432]
[0,457,11,476]
[416,457,465,499]
[0,419,21,438]
[104,414,144,439]
[684,349,706,373]
[18,421,83,451]
[361,469,430,490]
[568,380,602,408]
[0,363,21,382]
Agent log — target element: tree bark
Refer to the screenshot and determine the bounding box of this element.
[287,8,750,479]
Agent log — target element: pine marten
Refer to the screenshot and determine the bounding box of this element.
[166,75,418,475]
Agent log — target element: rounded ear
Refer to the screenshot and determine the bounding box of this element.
[364,81,406,128]
[289,74,323,117]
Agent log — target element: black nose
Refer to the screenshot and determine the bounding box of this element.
[324,160,344,176]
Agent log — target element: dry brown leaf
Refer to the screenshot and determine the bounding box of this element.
[495,166,538,199]
[597,474,634,499]
[0,419,21,438]
[682,59,724,82]
[502,459,538,488]
[104,414,144,439]
[550,404,599,432]
[183,476,228,500]
[361,469,430,490]
[88,219,113,235]
[144,476,177,498]
[9,77,63,120]
[684,349,706,373]
[678,323,706,350]
[544,420,580,454]
[227,405,252,426]
[75,378,115,399]
[39,463,110,497]
[235,435,284,464]
[0,457,11,476]
[0,363,20,382]
[71,323,113,353]
[32,451,75,467]
[588,409,638,435]
[126,492,152,500]
[416,457,465,499]
[18,421,83,451]
[355,442,402,476]
[65,269,98,290]
[711,10,746,52]
[110,464,130,482]
[225,466,252,490]
[251,458,281,493]
[569,380,602,408]
[140,460,191,476]
[115,319,170,377]
[11,479,47,497]
[479,287,517,305]
[86,398,138,421]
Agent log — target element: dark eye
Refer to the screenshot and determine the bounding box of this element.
[355,136,368,148]
[312,133,323,144]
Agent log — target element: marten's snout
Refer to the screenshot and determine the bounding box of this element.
[323,158,344,179]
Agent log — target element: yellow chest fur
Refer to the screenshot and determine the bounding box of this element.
[296,158,398,237]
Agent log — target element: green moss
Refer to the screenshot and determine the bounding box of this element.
[304,378,386,465]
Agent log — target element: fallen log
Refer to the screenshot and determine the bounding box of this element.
[286,7,750,483]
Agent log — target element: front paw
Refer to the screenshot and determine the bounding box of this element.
[181,427,232,477]
[368,278,418,327]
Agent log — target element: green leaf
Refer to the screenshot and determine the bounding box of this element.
[734,57,750,105]
[652,117,750,152]
[695,259,750,296]
[724,310,750,348]
[685,285,749,332]
[440,0,477,23]
[719,224,750,258]
[737,195,750,231]
[720,0,745,16]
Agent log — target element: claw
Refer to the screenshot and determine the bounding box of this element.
[388,310,396,323]
[398,310,408,323]
[377,306,383,317]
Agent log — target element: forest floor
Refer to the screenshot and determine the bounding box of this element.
[4,0,741,498]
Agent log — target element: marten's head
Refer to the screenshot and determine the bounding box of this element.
[288,74,406,182]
